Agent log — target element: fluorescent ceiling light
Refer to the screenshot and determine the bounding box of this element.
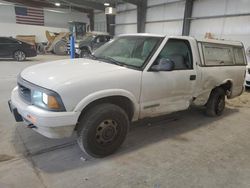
[55,2,61,6]
[0,2,12,5]
[104,2,110,6]
[45,9,66,13]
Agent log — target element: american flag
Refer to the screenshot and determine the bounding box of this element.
[15,6,44,26]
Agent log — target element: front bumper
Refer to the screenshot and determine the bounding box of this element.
[9,87,79,138]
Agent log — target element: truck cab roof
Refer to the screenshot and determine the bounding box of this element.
[118,34,244,47]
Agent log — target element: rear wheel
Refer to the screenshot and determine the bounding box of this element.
[14,50,26,61]
[206,87,226,117]
[77,103,129,158]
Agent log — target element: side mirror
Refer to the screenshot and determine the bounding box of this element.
[151,58,175,72]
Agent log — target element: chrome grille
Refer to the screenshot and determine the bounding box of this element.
[18,83,31,103]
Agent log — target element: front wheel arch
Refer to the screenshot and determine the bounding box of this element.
[75,96,135,132]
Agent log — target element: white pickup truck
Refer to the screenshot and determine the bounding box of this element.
[9,34,247,158]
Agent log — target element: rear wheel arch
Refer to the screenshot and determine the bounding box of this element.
[219,80,233,97]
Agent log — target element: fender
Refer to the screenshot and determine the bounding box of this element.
[73,89,140,121]
[193,79,234,106]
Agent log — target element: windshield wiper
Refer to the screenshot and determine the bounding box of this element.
[96,56,125,67]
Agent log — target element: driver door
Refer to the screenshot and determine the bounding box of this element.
[140,38,197,118]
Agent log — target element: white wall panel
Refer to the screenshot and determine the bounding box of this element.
[146,21,183,35]
[115,24,137,35]
[0,3,89,41]
[190,16,250,48]
[94,11,106,32]
[44,10,89,28]
[193,0,250,17]
[116,10,137,24]
[0,5,15,23]
[147,0,183,6]
[116,3,136,11]
[192,0,227,17]
[0,2,89,29]
[147,1,185,22]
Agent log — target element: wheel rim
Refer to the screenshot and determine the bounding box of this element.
[15,51,25,61]
[216,96,225,114]
[95,119,119,146]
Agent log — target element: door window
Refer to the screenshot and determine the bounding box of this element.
[156,39,193,70]
[0,38,15,44]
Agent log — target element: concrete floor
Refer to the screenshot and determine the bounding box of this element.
[0,55,250,188]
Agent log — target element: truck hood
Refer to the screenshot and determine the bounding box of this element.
[20,58,134,90]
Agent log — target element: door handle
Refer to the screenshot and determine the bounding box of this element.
[190,75,196,80]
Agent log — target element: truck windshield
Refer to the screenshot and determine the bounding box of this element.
[93,36,162,69]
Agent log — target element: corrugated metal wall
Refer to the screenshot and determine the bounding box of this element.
[115,3,137,34]
[113,0,250,49]
[190,0,250,49]
[94,10,107,32]
[145,0,184,35]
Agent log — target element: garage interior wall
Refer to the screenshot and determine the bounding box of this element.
[115,3,137,34]
[115,0,185,35]
[190,0,250,49]
[94,10,107,32]
[0,0,89,42]
[114,0,250,52]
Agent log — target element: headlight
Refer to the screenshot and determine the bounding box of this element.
[31,90,65,111]
[18,75,66,112]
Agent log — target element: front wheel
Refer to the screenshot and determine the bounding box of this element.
[77,103,129,158]
[206,87,226,117]
[14,50,26,61]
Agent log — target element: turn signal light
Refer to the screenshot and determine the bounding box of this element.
[47,95,60,109]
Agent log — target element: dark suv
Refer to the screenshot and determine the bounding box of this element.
[71,34,112,58]
[0,37,37,61]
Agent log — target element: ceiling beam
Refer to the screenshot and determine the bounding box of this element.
[61,0,105,10]
[4,0,92,13]
[122,0,141,5]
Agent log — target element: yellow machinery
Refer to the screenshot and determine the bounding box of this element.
[45,30,70,55]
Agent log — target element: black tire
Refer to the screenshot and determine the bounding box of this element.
[80,48,90,58]
[53,40,67,55]
[206,87,226,117]
[77,103,129,158]
[37,43,45,54]
[14,50,26,61]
